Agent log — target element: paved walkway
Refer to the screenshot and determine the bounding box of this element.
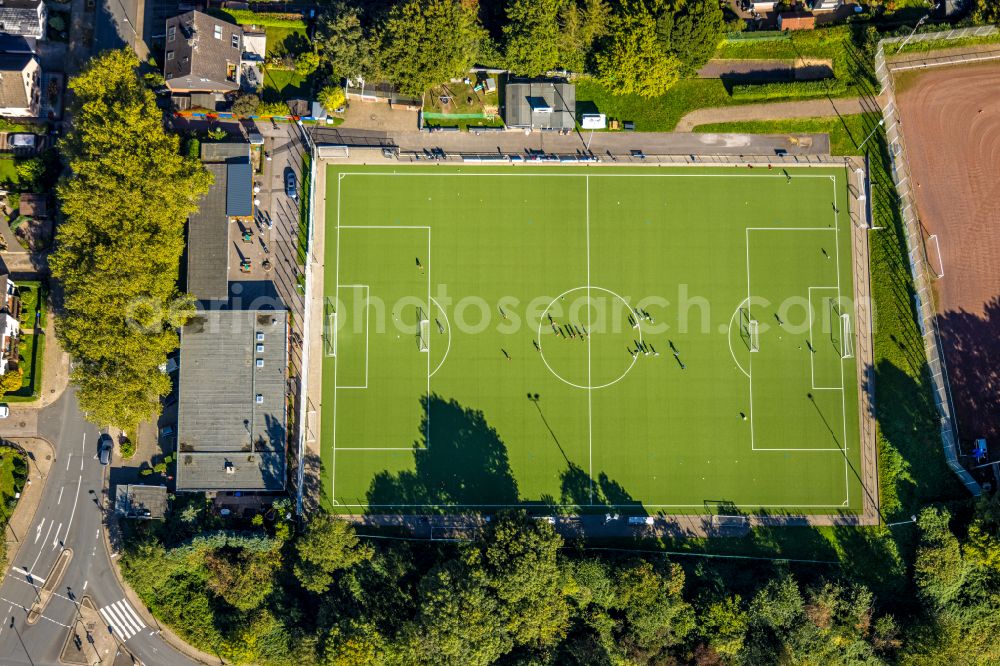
[674,96,875,132]
[2,437,55,567]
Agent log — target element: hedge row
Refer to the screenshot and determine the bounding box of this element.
[212,8,307,28]
[724,30,790,42]
[731,78,848,101]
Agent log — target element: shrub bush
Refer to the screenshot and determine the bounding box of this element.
[731,78,848,101]
[119,438,136,459]
[214,9,306,29]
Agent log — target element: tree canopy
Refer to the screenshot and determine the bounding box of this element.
[315,3,375,80]
[51,49,210,431]
[376,0,485,95]
[503,0,563,77]
[594,2,683,97]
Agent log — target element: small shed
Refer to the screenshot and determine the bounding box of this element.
[778,11,816,30]
[115,484,169,520]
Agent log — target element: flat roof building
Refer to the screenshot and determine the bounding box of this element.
[186,162,230,302]
[115,484,169,520]
[176,308,288,492]
[503,79,576,131]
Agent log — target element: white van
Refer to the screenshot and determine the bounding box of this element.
[627,516,654,526]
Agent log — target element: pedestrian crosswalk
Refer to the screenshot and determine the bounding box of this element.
[97,598,146,641]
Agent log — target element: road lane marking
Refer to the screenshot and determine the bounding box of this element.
[51,523,63,549]
[82,580,88,591]
[30,521,54,569]
[10,567,45,584]
[34,518,45,543]
[0,596,71,628]
[61,475,82,550]
[57,486,64,504]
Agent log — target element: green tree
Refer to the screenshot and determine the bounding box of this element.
[556,0,611,73]
[51,49,210,432]
[612,559,695,659]
[665,0,727,72]
[230,92,260,118]
[15,158,43,188]
[205,547,281,612]
[402,560,511,665]
[503,0,563,77]
[973,0,1000,24]
[316,3,375,80]
[469,512,570,648]
[295,51,321,76]
[0,368,23,394]
[317,85,346,114]
[294,512,373,594]
[376,0,485,95]
[698,595,749,658]
[593,2,682,97]
[914,506,966,607]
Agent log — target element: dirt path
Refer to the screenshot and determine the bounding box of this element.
[675,96,873,132]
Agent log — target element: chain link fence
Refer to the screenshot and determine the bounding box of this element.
[873,28,993,496]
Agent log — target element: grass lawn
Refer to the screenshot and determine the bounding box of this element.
[322,164,863,516]
[5,281,45,402]
[0,446,27,527]
[0,158,18,185]
[575,78,738,132]
[893,30,1000,56]
[692,114,966,516]
[263,68,311,102]
[265,26,308,59]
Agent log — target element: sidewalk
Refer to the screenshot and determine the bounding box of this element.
[674,96,875,132]
[2,437,55,567]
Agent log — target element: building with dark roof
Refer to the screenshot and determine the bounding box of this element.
[176,308,288,492]
[0,53,39,117]
[164,10,242,93]
[115,484,169,519]
[503,79,576,131]
[186,162,230,302]
[226,158,253,218]
[0,0,45,39]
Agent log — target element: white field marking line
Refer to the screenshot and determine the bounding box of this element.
[426,227,432,454]
[333,285,370,389]
[10,567,44,584]
[340,172,834,180]
[727,299,751,379]
[586,175,593,503]
[428,296,452,378]
[338,225,431,229]
[745,227,755,453]
[807,286,844,391]
[833,176,851,508]
[339,501,855,508]
[332,167,853,504]
[536,287,640,390]
[331,173,342,505]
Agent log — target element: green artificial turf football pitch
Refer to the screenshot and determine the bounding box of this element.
[320,164,864,515]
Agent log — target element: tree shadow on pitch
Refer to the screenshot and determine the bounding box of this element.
[365,394,519,514]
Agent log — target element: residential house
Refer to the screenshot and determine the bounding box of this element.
[503,78,576,131]
[164,10,243,94]
[175,308,288,493]
[0,272,19,375]
[0,53,39,117]
[0,0,45,39]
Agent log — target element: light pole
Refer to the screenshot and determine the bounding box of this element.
[896,4,940,54]
[857,118,885,150]
[886,514,918,527]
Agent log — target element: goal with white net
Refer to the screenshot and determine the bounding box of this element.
[323,300,337,357]
[748,320,760,353]
[840,313,854,359]
[418,318,430,352]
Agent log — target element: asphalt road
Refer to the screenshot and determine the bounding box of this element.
[0,389,199,666]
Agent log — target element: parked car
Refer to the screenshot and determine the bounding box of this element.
[98,434,113,465]
[627,516,655,526]
[285,169,298,201]
[0,404,9,419]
